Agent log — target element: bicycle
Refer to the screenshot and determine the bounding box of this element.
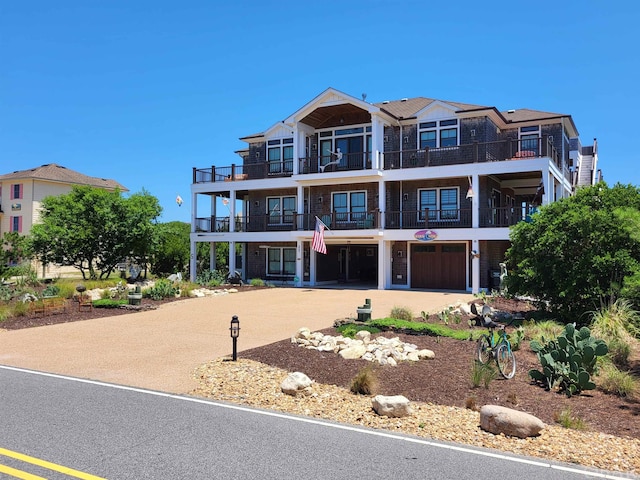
[473,304,517,379]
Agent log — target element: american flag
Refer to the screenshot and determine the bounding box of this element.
[312,217,327,254]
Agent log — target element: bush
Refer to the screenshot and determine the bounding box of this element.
[249,278,265,287]
[93,299,128,308]
[529,323,609,397]
[369,318,483,341]
[590,299,638,367]
[144,279,179,300]
[0,285,12,301]
[390,306,414,322]
[524,319,564,344]
[196,269,227,287]
[350,366,378,395]
[41,284,60,297]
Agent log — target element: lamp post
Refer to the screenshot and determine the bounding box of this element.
[230,315,240,361]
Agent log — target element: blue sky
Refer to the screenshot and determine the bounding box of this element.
[2,1,637,223]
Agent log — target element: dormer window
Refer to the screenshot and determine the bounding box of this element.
[419,119,458,149]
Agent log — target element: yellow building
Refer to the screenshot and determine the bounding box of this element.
[0,163,127,276]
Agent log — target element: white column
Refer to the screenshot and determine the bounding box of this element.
[371,114,384,170]
[229,190,236,232]
[310,249,317,286]
[471,174,479,229]
[471,239,480,294]
[377,240,386,289]
[295,240,303,287]
[189,239,197,282]
[297,185,304,230]
[229,241,236,274]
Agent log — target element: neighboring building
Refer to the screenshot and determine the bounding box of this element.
[0,163,127,275]
[189,88,599,293]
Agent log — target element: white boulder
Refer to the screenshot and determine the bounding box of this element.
[480,405,545,438]
[281,372,313,396]
[372,395,412,417]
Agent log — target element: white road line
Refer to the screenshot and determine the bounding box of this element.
[0,364,632,480]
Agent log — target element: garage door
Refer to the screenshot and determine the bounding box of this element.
[411,243,466,290]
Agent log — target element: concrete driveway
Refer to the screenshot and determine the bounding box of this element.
[0,288,474,394]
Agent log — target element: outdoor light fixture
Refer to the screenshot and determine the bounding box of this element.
[230,315,240,361]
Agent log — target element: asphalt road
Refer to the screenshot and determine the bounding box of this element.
[1,366,631,480]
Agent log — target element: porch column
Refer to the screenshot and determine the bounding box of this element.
[229,241,236,275]
[371,114,384,170]
[471,174,479,229]
[229,190,236,232]
[377,239,387,289]
[378,179,385,229]
[471,239,480,294]
[295,240,303,287]
[297,185,304,230]
[310,247,317,286]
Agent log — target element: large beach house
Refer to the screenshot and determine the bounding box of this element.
[189,88,600,293]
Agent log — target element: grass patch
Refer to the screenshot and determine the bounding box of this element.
[471,360,497,388]
[93,299,128,309]
[596,362,638,397]
[523,319,564,344]
[369,317,484,340]
[554,408,587,430]
[336,324,381,338]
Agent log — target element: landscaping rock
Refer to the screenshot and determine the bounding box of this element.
[281,372,313,396]
[372,395,412,417]
[480,405,545,438]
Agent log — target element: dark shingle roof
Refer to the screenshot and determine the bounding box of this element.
[0,164,128,191]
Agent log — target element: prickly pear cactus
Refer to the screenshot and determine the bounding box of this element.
[528,323,608,397]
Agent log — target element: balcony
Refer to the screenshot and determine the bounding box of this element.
[193,136,561,184]
[194,206,528,234]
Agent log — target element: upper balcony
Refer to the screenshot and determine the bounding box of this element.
[192,136,564,185]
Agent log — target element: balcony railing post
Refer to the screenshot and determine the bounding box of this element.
[425,208,429,228]
[293,212,299,230]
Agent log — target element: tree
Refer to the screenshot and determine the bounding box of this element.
[151,221,212,277]
[124,189,162,279]
[505,182,640,322]
[0,231,33,277]
[30,186,161,280]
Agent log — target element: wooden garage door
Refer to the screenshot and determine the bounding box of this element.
[411,243,466,290]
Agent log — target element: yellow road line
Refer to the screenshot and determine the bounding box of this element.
[0,447,106,480]
[0,463,47,480]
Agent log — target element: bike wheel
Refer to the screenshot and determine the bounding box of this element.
[496,343,516,379]
[476,335,491,364]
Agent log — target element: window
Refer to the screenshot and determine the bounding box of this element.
[11,184,22,200]
[419,119,458,149]
[267,247,296,276]
[10,216,22,232]
[267,196,295,224]
[267,138,294,173]
[519,126,540,154]
[332,191,366,222]
[419,187,459,221]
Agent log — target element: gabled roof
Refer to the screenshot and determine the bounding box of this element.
[373,97,491,119]
[0,164,128,191]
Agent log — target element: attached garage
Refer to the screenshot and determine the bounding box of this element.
[410,243,466,290]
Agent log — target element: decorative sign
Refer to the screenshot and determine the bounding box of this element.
[414,229,437,242]
[11,203,21,211]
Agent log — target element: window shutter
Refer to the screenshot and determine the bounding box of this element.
[10,185,14,200]
[18,216,22,233]
[19,184,23,199]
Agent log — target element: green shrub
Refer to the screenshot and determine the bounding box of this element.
[249,278,265,287]
[508,326,525,352]
[529,323,609,397]
[144,278,179,300]
[336,324,381,338]
[179,281,198,297]
[390,306,414,322]
[0,305,10,322]
[350,365,378,395]
[13,301,29,317]
[93,299,128,308]
[554,407,586,430]
[596,362,638,397]
[471,360,497,388]
[196,269,227,286]
[41,284,60,297]
[0,285,12,301]
[590,300,638,367]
